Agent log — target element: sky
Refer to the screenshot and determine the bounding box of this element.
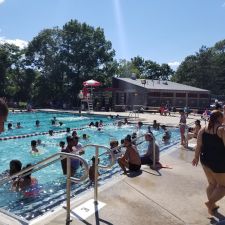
[0,0,225,70]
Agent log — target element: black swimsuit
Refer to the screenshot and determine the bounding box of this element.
[200,127,225,173]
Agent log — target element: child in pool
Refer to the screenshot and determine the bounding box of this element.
[31,140,39,153]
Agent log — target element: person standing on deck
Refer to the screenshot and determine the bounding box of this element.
[0,98,8,133]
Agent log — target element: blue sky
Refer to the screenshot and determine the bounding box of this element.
[0,0,225,69]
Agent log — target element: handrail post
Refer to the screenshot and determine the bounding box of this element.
[94,146,99,205]
[152,136,156,169]
[66,156,71,223]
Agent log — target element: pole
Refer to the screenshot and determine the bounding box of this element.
[66,157,71,223]
[152,137,156,169]
[94,146,99,205]
[79,98,81,115]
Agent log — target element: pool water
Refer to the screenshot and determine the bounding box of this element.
[0,112,112,137]
[0,112,180,221]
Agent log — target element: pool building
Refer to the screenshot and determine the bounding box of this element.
[112,77,210,110]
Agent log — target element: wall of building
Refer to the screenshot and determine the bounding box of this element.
[112,78,210,109]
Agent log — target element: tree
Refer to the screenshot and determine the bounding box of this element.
[0,43,22,97]
[26,20,115,105]
[171,40,225,95]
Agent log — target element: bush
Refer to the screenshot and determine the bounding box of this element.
[18,102,27,109]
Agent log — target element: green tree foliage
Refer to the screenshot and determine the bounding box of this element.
[26,20,116,105]
[0,44,21,96]
[0,43,37,101]
[117,56,174,80]
[171,40,225,95]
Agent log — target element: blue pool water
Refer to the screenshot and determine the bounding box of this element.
[0,112,112,137]
[0,112,180,221]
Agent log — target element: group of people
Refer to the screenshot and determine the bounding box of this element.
[118,131,161,175]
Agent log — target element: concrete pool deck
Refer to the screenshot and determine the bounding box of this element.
[2,110,223,225]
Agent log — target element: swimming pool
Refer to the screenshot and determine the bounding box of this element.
[0,112,180,221]
[0,111,112,137]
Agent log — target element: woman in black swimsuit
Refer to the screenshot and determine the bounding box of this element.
[192,110,225,215]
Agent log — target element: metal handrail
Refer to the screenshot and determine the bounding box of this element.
[82,144,115,204]
[0,152,88,185]
[0,152,89,224]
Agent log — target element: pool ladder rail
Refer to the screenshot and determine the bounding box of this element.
[0,145,115,224]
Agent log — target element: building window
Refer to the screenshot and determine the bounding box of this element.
[199,94,209,98]
[116,93,119,104]
[176,93,186,97]
[161,92,173,97]
[148,92,160,97]
[188,93,197,98]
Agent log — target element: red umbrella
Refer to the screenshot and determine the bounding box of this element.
[83,79,101,87]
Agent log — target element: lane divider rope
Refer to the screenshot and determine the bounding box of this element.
[0,122,114,141]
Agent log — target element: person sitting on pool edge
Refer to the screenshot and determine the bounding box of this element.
[118,135,141,175]
[140,133,161,168]
[187,119,201,140]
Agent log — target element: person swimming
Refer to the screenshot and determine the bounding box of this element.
[72,130,78,138]
[89,122,95,127]
[8,123,13,130]
[31,140,39,153]
[49,130,54,136]
[82,134,89,140]
[19,164,39,196]
[16,122,22,129]
[35,120,40,127]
